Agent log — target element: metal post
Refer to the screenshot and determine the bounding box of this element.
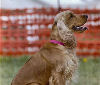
[57,0,61,12]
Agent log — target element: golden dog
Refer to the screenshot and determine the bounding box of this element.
[11,11,88,85]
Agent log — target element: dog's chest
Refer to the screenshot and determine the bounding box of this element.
[55,46,78,80]
[59,55,78,80]
[64,57,78,79]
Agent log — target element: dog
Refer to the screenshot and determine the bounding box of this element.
[11,10,88,85]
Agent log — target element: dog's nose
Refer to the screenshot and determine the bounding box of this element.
[83,15,88,19]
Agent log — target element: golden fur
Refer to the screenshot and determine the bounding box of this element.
[11,11,88,85]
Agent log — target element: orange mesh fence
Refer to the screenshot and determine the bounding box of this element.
[0,8,100,56]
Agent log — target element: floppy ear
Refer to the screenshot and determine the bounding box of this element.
[57,20,69,31]
[57,20,76,48]
[57,20,69,40]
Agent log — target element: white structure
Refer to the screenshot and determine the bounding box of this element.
[1,0,100,9]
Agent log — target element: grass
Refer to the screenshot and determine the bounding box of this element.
[0,56,100,85]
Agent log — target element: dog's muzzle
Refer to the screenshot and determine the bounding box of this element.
[72,14,88,31]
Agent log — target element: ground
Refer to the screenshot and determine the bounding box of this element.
[0,56,100,85]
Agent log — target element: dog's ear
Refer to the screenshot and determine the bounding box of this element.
[57,20,69,31]
[57,20,76,48]
[57,20,69,40]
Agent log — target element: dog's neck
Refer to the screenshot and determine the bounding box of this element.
[49,39,76,57]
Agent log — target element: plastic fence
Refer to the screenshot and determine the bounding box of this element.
[0,8,100,56]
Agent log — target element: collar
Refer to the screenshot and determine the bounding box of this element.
[50,40,64,46]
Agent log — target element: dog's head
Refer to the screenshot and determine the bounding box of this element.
[54,10,88,33]
[51,11,88,48]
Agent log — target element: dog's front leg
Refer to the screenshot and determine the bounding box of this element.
[65,80,71,85]
[49,72,66,85]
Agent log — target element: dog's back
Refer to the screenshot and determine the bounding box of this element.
[11,43,67,85]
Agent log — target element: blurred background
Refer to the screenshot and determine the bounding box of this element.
[0,0,100,85]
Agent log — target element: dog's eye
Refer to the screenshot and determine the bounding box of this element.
[69,13,74,18]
